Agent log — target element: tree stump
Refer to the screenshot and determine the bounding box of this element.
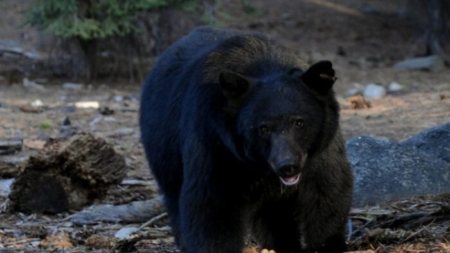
[9,134,128,213]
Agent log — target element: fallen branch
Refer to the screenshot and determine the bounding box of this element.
[138,212,168,230]
[70,196,165,225]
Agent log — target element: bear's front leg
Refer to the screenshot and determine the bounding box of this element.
[179,180,246,253]
[301,207,348,253]
[299,183,351,253]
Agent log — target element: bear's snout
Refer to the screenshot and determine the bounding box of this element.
[268,143,303,186]
[268,134,304,178]
[276,161,301,186]
[278,162,299,178]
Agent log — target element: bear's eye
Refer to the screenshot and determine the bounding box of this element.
[259,124,270,135]
[294,119,304,128]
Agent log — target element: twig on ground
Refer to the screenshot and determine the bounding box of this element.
[137,212,168,231]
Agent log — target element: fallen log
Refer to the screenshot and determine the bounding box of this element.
[70,196,165,225]
[0,138,23,155]
[9,133,127,213]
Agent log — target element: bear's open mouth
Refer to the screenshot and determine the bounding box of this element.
[280,173,300,186]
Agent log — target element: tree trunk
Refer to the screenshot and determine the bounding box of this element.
[408,0,450,59]
[78,38,97,81]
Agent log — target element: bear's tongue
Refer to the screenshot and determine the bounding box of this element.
[280,174,300,186]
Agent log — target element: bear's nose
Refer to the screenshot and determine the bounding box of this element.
[278,163,299,177]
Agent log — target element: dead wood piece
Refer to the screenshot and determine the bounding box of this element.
[19,105,42,114]
[9,133,127,213]
[86,234,120,250]
[348,95,371,109]
[0,161,16,178]
[115,228,170,252]
[138,212,168,230]
[0,155,29,178]
[70,196,165,225]
[440,94,450,100]
[367,210,448,231]
[350,205,450,246]
[0,138,23,155]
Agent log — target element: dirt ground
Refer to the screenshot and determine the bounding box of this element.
[1,0,450,252]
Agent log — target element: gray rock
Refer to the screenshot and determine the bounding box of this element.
[345,88,361,97]
[402,122,450,162]
[388,82,403,92]
[0,45,23,54]
[0,39,42,60]
[103,116,116,122]
[0,178,14,197]
[89,116,103,126]
[23,51,42,60]
[23,78,46,91]
[347,135,450,207]
[345,83,364,97]
[60,106,77,113]
[31,99,43,107]
[36,133,51,141]
[112,95,123,102]
[30,241,40,247]
[123,95,139,102]
[115,226,139,239]
[59,126,75,139]
[2,52,21,59]
[394,55,444,71]
[62,117,71,126]
[363,83,386,98]
[109,128,134,137]
[62,82,83,90]
[347,122,450,207]
[99,106,114,116]
[0,39,21,50]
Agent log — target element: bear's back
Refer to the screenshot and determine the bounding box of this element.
[153,27,241,75]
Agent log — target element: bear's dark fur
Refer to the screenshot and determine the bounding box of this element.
[139,26,353,253]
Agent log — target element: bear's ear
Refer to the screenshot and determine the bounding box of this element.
[300,60,337,95]
[219,71,253,100]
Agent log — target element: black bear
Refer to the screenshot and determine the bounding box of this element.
[139,26,353,253]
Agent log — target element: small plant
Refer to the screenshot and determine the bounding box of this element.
[39,120,52,129]
[241,0,261,15]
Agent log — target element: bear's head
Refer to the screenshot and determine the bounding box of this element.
[220,61,339,186]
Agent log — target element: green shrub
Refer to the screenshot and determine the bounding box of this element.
[23,0,257,81]
[23,0,197,40]
[23,0,198,80]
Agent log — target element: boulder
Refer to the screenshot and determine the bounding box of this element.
[347,122,450,207]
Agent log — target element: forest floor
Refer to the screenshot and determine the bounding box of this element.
[1,0,450,252]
